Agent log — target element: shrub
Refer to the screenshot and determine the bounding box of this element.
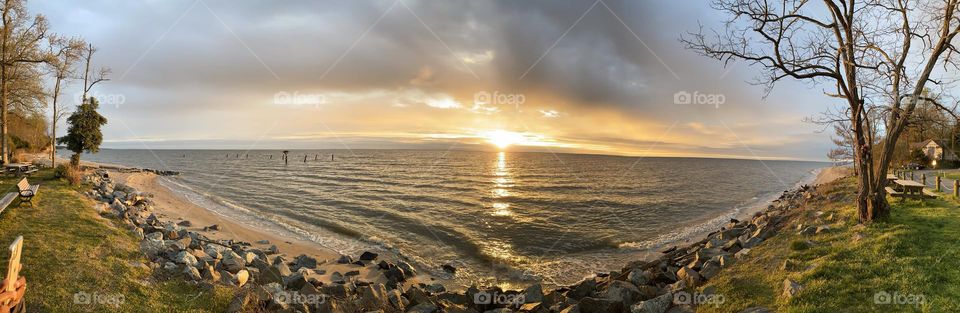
[55,164,81,185]
[790,239,812,251]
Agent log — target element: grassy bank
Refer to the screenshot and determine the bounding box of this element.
[697,177,960,313]
[0,169,235,312]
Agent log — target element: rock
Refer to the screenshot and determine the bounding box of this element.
[699,261,721,279]
[358,283,390,311]
[441,264,457,274]
[605,281,640,311]
[182,266,202,280]
[628,270,651,287]
[207,224,220,231]
[283,271,309,290]
[408,302,439,313]
[630,292,671,313]
[345,270,360,277]
[397,260,417,276]
[337,255,354,264]
[221,251,246,273]
[815,226,830,234]
[578,297,619,313]
[739,307,773,313]
[177,220,192,227]
[782,279,803,299]
[174,250,199,267]
[265,245,279,255]
[523,284,544,303]
[201,265,221,282]
[676,267,702,287]
[139,239,165,257]
[145,231,163,241]
[235,269,250,287]
[423,283,445,294]
[226,290,252,313]
[567,278,596,299]
[740,237,762,248]
[853,233,864,242]
[715,254,735,267]
[734,248,751,260]
[798,226,816,236]
[330,272,345,284]
[293,254,318,270]
[635,285,658,301]
[359,251,379,261]
[256,239,270,244]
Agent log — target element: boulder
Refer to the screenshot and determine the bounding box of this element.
[235,269,250,287]
[628,270,652,287]
[201,265,221,282]
[676,267,702,287]
[567,278,596,299]
[578,297,619,313]
[293,254,318,270]
[265,245,279,255]
[174,250,199,267]
[336,255,354,264]
[358,283,390,311]
[630,292,672,313]
[815,226,830,234]
[798,226,816,236]
[442,264,457,274]
[605,281,640,311]
[359,251,379,261]
[408,302,439,313]
[177,220,192,227]
[523,284,544,303]
[699,261,721,280]
[782,279,802,299]
[182,266,202,281]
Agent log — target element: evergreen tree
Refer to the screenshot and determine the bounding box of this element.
[57,96,106,166]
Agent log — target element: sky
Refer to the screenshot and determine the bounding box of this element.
[30,0,839,161]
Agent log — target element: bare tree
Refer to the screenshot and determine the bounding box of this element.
[45,36,83,167]
[0,0,49,163]
[79,43,109,103]
[684,0,960,222]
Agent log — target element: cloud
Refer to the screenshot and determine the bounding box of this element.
[30,0,834,160]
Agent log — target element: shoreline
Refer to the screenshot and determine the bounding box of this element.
[63,153,846,312]
[36,152,845,289]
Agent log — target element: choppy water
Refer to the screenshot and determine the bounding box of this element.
[72,149,826,287]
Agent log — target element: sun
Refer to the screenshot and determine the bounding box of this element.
[484,130,525,149]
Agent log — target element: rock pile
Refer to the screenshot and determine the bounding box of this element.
[84,169,818,313]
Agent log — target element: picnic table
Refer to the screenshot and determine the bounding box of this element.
[887,179,928,201]
[3,163,35,176]
[886,174,898,186]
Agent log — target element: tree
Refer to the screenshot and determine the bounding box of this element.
[58,96,106,167]
[684,0,960,223]
[44,36,83,167]
[0,0,49,163]
[78,43,108,103]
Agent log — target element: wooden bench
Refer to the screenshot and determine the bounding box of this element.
[16,178,38,206]
[885,186,905,198]
[923,189,939,198]
[0,192,17,215]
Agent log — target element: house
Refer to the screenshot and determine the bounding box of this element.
[912,139,959,163]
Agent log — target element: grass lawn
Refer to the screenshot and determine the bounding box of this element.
[696,177,960,313]
[0,169,235,312]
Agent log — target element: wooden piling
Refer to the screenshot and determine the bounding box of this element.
[954,180,959,198]
[921,173,926,185]
[911,172,915,180]
[304,155,307,163]
[314,154,318,161]
[936,176,941,192]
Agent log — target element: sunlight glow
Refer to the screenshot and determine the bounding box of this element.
[483,130,526,149]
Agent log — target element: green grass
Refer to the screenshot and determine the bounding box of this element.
[0,169,235,312]
[697,177,960,313]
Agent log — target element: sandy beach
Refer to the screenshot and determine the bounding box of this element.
[813,166,851,185]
